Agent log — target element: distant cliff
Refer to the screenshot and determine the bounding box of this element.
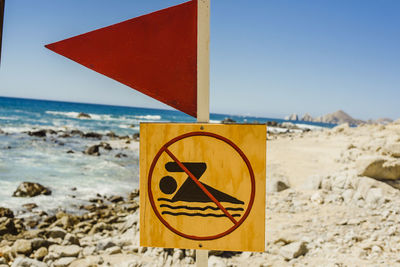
[285,110,365,125]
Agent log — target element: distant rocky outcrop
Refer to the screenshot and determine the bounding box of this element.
[367,118,394,125]
[314,110,365,125]
[301,113,314,122]
[285,110,365,125]
[284,113,299,121]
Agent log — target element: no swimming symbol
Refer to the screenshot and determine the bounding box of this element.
[158,162,245,221]
[147,131,256,240]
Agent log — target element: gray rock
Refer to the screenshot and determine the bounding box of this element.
[105,246,121,255]
[119,213,139,233]
[64,233,80,246]
[11,257,47,267]
[33,247,48,260]
[88,222,111,235]
[280,241,308,259]
[12,182,51,197]
[301,175,322,191]
[47,227,67,239]
[96,238,116,251]
[53,257,76,267]
[12,239,32,256]
[310,191,324,204]
[267,176,290,193]
[342,189,355,203]
[31,238,53,250]
[82,246,96,257]
[49,245,81,257]
[366,188,384,205]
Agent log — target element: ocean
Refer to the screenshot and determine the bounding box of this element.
[0,96,333,216]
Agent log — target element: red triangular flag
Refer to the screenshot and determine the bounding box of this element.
[46,0,198,117]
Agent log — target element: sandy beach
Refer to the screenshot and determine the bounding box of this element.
[1,120,400,266]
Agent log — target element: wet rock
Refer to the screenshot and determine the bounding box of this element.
[70,130,83,136]
[106,131,118,138]
[266,121,278,127]
[222,118,236,124]
[11,257,47,267]
[129,189,140,200]
[12,239,32,256]
[109,195,124,203]
[132,133,140,140]
[66,150,74,154]
[84,145,101,156]
[0,218,17,235]
[12,182,51,197]
[0,207,14,218]
[28,130,46,137]
[101,142,112,150]
[22,203,38,212]
[83,132,102,139]
[77,112,91,119]
[280,241,308,260]
[357,157,400,180]
[115,153,128,158]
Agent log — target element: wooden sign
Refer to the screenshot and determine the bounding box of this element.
[140,123,266,251]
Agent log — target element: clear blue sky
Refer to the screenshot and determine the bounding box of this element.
[0,0,399,120]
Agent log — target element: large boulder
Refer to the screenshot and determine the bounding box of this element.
[383,143,400,158]
[12,182,51,197]
[0,207,14,218]
[357,157,400,180]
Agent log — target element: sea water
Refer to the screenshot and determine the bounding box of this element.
[0,96,333,215]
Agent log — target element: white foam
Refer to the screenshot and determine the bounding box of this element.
[134,115,161,120]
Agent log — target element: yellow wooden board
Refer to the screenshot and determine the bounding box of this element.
[140,123,266,252]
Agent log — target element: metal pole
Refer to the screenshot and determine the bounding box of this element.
[0,0,5,65]
[196,0,210,265]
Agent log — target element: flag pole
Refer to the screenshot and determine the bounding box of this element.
[197,0,210,123]
[196,0,210,266]
[0,0,5,66]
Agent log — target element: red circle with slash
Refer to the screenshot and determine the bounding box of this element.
[147,131,256,240]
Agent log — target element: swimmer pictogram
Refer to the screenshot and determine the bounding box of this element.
[157,162,245,219]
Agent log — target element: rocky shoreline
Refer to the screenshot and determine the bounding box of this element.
[2,121,400,266]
